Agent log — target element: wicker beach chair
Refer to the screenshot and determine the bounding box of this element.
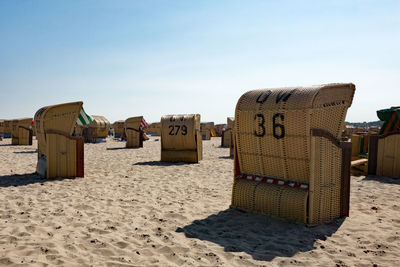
[368,107,400,178]
[82,115,110,143]
[200,122,214,140]
[11,118,33,145]
[215,124,225,137]
[125,116,144,148]
[147,122,161,136]
[0,120,4,139]
[112,120,125,139]
[351,134,369,157]
[2,120,12,138]
[221,117,234,148]
[34,102,84,178]
[161,114,202,163]
[231,83,355,225]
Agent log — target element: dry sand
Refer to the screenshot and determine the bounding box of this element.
[0,136,399,266]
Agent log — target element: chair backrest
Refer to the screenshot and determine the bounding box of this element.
[88,115,110,138]
[11,118,32,136]
[113,120,125,136]
[351,134,369,156]
[232,83,355,224]
[125,116,143,148]
[200,122,214,140]
[161,114,202,162]
[222,117,234,147]
[34,102,83,157]
[234,83,355,183]
[162,114,199,150]
[147,122,161,136]
[11,118,33,145]
[227,117,235,156]
[0,120,4,134]
[368,107,400,178]
[3,120,11,134]
[377,107,400,135]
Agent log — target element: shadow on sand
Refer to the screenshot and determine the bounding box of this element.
[176,208,343,261]
[13,150,37,154]
[363,175,400,185]
[218,156,233,159]
[133,161,195,166]
[106,147,128,151]
[0,173,68,188]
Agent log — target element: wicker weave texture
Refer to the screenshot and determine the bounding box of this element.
[231,179,308,223]
[16,127,31,145]
[147,122,161,136]
[161,114,202,163]
[46,133,77,178]
[309,136,342,225]
[125,116,143,148]
[200,122,214,140]
[34,102,82,158]
[351,135,362,156]
[222,117,234,147]
[112,120,125,137]
[34,102,83,178]
[377,134,400,177]
[3,120,11,134]
[11,118,32,145]
[88,115,110,138]
[232,83,355,224]
[235,84,354,183]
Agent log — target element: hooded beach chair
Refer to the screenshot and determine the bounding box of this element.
[125,116,145,148]
[368,107,400,178]
[2,120,12,138]
[200,122,214,140]
[0,120,4,139]
[231,83,355,225]
[221,117,234,148]
[112,120,125,139]
[161,114,202,163]
[11,118,33,145]
[82,115,110,143]
[34,102,86,178]
[147,122,161,136]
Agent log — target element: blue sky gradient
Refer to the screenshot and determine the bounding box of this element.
[1,0,399,123]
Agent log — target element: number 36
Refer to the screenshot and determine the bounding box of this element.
[254,113,285,139]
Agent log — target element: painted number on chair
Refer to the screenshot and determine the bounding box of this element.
[254,113,285,139]
[169,125,188,136]
[253,90,294,139]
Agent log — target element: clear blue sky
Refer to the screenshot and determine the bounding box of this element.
[1,0,399,123]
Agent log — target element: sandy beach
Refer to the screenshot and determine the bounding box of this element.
[0,136,399,266]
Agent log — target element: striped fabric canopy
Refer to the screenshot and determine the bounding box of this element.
[76,107,93,126]
[378,107,400,135]
[140,117,149,130]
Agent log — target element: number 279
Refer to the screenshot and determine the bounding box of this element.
[169,125,187,135]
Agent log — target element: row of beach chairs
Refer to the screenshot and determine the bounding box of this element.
[2,83,400,226]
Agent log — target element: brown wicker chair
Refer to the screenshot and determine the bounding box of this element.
[112,120,125,139]
[161,114,202,163]
[81,115,110,143]
[34,102,84,178]
[11,118,33,145]
[368,133,400,178]
[222,117,234,153]
[125,116,144,148]
[231,83,355,225]
[200,122,214,140]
